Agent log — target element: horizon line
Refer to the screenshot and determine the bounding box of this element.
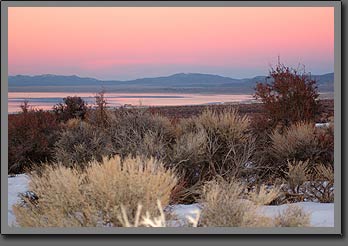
[8,71,335,82]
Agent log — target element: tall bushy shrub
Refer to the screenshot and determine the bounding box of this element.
[107,108,175,162]
[254,63,320,129]
[54,119,111,167]
[270,122,320,169]
[86,91,110,127]
[53,96,88,122]
[270,122,333,171]
[8,109,60,174]
[172,107,256,187]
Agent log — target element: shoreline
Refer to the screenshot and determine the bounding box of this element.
[8,99,334,123]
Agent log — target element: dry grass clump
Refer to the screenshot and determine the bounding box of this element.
[197,108,251,140]
[274,205,311,227]
[248,184,282,206]
[13,166,91,227]
[198,178,272,227]
[54,120,112,168]
[170,130,207,183]
[107,108,175,162]
[197,177,312,227]
[271,122,317,159]
[13,156,177,227]
[279,160,334,203]
[306,164,334,203]
[198,178,247,227]
[270,122,320,170]
[173,107,256,188]
[314,163,334,182]
[315,123,334,167]
[285,159,310,193]
[272,160,335,204]
[139,131,172,161]
[64,117,82,129]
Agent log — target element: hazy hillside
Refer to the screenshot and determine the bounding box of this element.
[8,72,334,93]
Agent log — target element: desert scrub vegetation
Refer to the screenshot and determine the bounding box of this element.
[276,160,334,203]
[273,205,311,227]
[197,177,308,227]
[284,159,311,194]
[305,164,334,203]
[54,119,112,167]
[247,184,282,206]
[106,107,176,162]
[254,62,320,129]
[251,119,334,186]
[53,96,89,122]
[198,178,258,227]
[13,155,177,227]
[270,122,319,168]
[8,107,61,174]
[172,107,256,189]
[269,122,334,172]
[315,122,335,166]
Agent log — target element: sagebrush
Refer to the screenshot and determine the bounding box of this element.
[54,120,112,167]
[13,155,177,227]
[172,107,256,188]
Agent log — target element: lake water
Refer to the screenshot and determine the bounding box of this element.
[8,92,254,113]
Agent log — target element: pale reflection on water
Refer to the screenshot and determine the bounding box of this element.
[8,92,254,113]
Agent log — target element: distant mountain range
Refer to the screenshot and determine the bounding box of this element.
[8,72,334,93]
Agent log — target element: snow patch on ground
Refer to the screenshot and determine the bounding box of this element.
[315,123,331,128]
[8,174,30,226]
[258,202,334,227]
[165,204,202,227]
[8,175,334,227]
[169,202,334,227]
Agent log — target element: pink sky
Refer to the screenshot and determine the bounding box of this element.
[8,7,334,80]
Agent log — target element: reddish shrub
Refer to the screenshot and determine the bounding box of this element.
[8,109,61,174]
[254,63,320,129]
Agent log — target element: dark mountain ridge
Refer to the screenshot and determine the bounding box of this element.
[8,72,334,93]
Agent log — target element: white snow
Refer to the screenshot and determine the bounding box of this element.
[315,122,331,128]
[165,203,202,227]
[258,202,334,227]
[7,174,30,227]
[8,174,334,227]
[169,202,334,227]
